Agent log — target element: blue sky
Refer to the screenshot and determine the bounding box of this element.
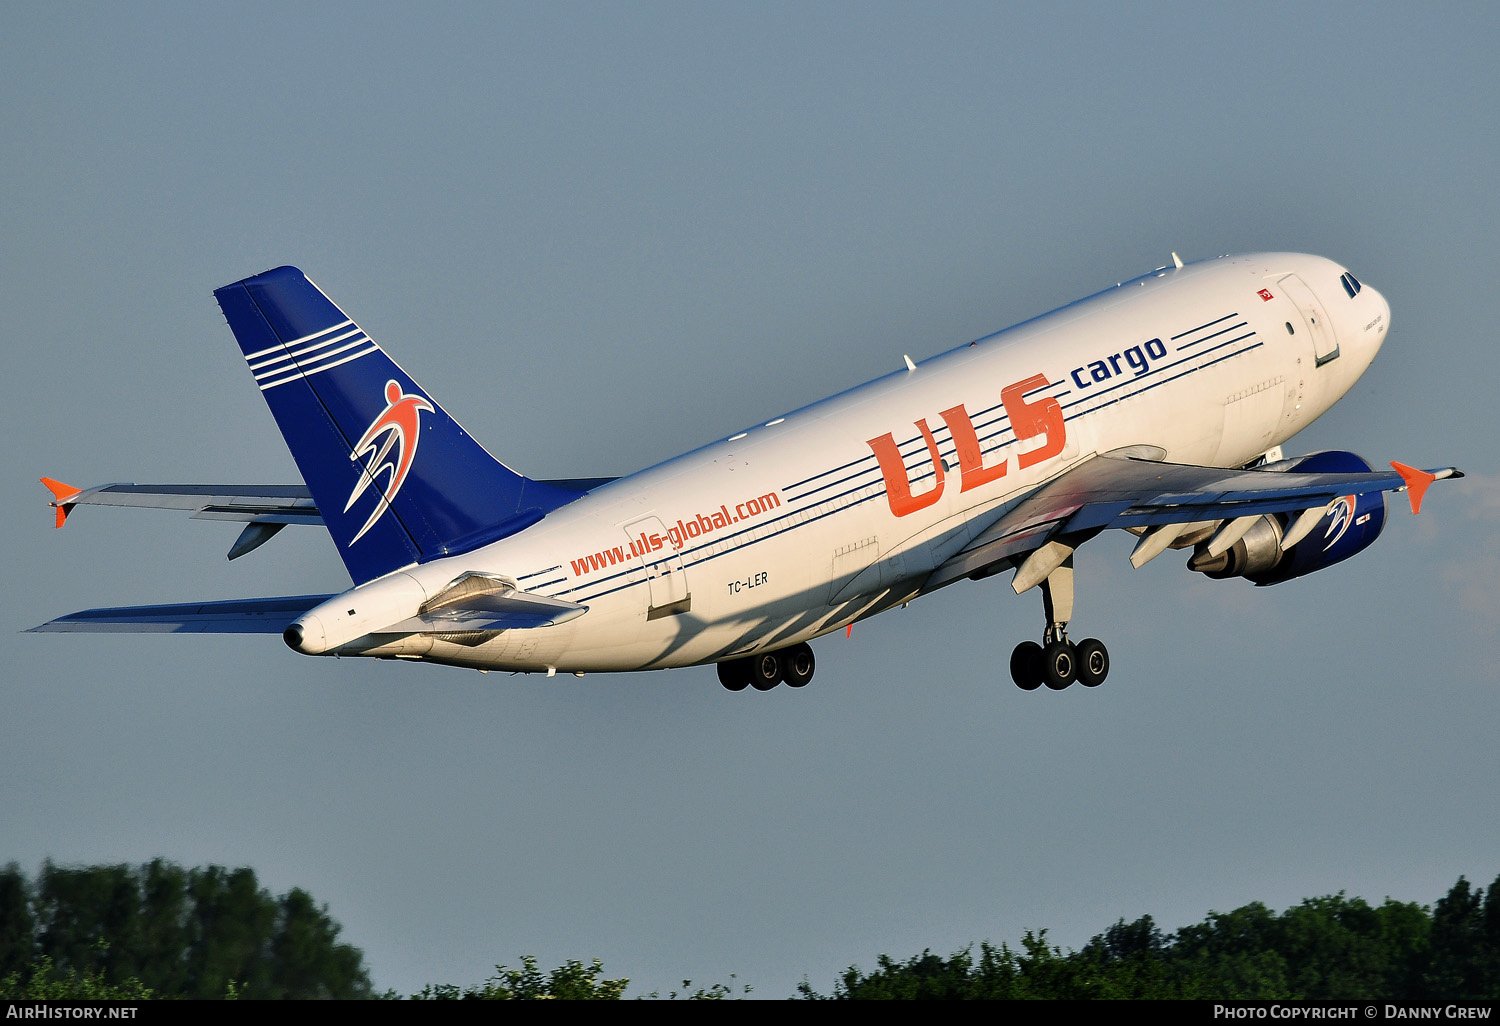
[4,2,1497,998]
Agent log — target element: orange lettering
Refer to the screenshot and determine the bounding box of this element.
[939,403,1008,492]
[1001,374,1066,469]
[867,418,946,517]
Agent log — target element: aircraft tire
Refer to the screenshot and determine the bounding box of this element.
[1041,641,1076,690]
[1076,639,1109,687]
[782,643,815,688]
[717,659,751,691]
[1010,641,1043,690]
[750,652,782,690]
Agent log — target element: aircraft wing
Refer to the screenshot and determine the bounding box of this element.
[28,595,335,634]
[928,454,1462,589]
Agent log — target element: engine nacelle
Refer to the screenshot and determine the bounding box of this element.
[1188,451,1387,586]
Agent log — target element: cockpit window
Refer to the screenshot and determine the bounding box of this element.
[1340,272,1363,298]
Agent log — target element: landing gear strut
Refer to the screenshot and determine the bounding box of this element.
[1008,547,1110,691]
[717,642,816,692]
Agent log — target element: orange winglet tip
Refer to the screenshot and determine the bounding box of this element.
[41,477,80,528]
[1390,462,1436,515]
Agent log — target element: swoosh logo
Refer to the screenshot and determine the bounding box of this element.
[1322,495,1357,551]
[345,380,434,544]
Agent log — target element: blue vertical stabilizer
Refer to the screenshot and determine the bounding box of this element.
[214,266,578,584]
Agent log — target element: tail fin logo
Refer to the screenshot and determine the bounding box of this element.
[345,380,435,544]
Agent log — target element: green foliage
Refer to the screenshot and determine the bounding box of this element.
[640,974,752,999]
[7,858,1497,1001]
[0,946,154,1000]
[2,859,372,999]
[0,864,34,980]
[1422,875,1500,999]
[412,955,629,1000]
[799,875,1500,1000]
[412,958,757,1000]
[799,930,1184,1000]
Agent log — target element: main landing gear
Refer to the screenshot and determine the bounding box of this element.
[1007,543,1110,691]
[1010,632,1109,691]
[717,642,815,692]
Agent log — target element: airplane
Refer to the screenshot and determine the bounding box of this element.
[31,252,1462,691]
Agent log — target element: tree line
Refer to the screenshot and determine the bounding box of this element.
[3,860,1498,999]
[0,859,370,999]
[797,874,1500,999]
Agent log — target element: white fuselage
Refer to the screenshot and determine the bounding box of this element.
[318,253,1390,672]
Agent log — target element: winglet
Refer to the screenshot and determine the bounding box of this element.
[1390,462,1436,515]
[41,477,81,528]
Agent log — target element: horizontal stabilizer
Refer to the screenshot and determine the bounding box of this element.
[388,600,588,634]
[37,478,616,558]
[390,572,587,633]
[29,595,334,634]
[40,481,320,523]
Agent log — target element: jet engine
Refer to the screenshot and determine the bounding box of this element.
[1188,451,1387,586]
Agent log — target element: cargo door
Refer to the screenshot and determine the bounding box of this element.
[624,516,691,619]
[1277,273,1340,366]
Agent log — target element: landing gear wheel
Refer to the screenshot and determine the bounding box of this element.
[1076,638,1109,687]
[750,652,782,690]
[717,659,750,692]
[1041,641,1077,690]
[1010,641,1043,691]
[782,643,815,688]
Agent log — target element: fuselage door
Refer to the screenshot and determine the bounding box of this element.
[1277,273,1340,366]
[624,516,691,620]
